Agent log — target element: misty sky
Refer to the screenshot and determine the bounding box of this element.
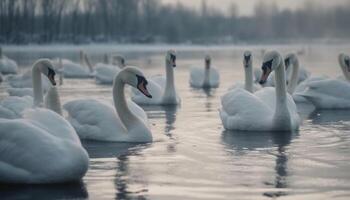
[161,0,349,16]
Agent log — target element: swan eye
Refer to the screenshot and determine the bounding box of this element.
[136,74,147,85]
[262,59,273,70]
[170,54,176,62]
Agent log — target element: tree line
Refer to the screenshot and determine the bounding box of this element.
[0,0,349,44]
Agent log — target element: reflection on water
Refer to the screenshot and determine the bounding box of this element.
[2,45,350,199]
[0,182,88,200]
[222,130,297,198]
[309,109,350,124]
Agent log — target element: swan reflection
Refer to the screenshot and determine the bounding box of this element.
[222,130,297,198]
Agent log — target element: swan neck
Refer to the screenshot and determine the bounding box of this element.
[274,62,288,115]
[44,86,62,115]
[244,63,254,93]
[32,64,43,107]
[203,63,210,87]
[113,77,139,131]
[163,61,176,100]
[287,59,299,94]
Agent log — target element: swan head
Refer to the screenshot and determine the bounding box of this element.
[345,56,350,72]
[205,55,211,69]
[243,51,252,68]
[259,51,282,84]
[35,59,57,86]
[166,50,176,68]
[112,54,126,67]
[284,53,297,70]
[119,67,152,98]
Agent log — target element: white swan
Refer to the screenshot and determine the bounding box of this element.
[61,50,93,78]
[85,53,124,85]
[189,55,220,88]
[0,108,89,184]
[0,47,18,74]
[132,50,180,105]
[229,51,260,92]
[64,67,153,142]
[297,53,350,109]
[220,51,300,131]
[1,59,62,118]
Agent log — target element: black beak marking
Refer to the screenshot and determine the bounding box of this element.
[48,67,56,86]
[259,59,273,84]
[136,75,152,98]
[345,58,350,71]
[170,54,176,67]
[284,58,290,69]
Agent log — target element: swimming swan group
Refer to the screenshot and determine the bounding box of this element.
[0,48,349,184]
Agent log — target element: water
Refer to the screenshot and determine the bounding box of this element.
[1,44,350,199]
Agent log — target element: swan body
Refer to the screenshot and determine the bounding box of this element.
[0,96,33,119]
[132,50,180,105]
[298,79,350,109]
[229,51,260,92]
[220,51,300,131]
[0,48,18,74]
[297,53,350,109]
[190,55,220,88]
[64,67,153,142]
[1,59,62,119]
[61,51,93,78]
[85,53,125,84]
[0,108,89,183]
[6,70,50,91]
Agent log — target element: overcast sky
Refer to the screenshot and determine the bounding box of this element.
[161,0,349,16]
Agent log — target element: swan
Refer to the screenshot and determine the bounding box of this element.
[84,53,125,85]
[132,50,180,105]
[0,108,89,184]
[1,59,62,118]
[189,55,220,88]
[0,47,18,74]
[258,53,310,88]
[229,51,260,92]
[61,50,93,78]
[219,51,300,131]
[110,54,126,67]
[63,67,153,142]
[284,53,310,84]
[297,53,350,109]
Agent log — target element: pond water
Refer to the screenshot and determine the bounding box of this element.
[1,44,350,200]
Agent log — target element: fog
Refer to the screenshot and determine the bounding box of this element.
[0,0,349,44]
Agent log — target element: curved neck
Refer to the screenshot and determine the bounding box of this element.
[287,59,299,94]
[203,62,210,87]
[32,64,43,107]
[163,60,176,101]
[113,77,141,131]
[339,59,350,81]
[244,63,254,93]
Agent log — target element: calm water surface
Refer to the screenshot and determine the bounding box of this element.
[1,44,350,200]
